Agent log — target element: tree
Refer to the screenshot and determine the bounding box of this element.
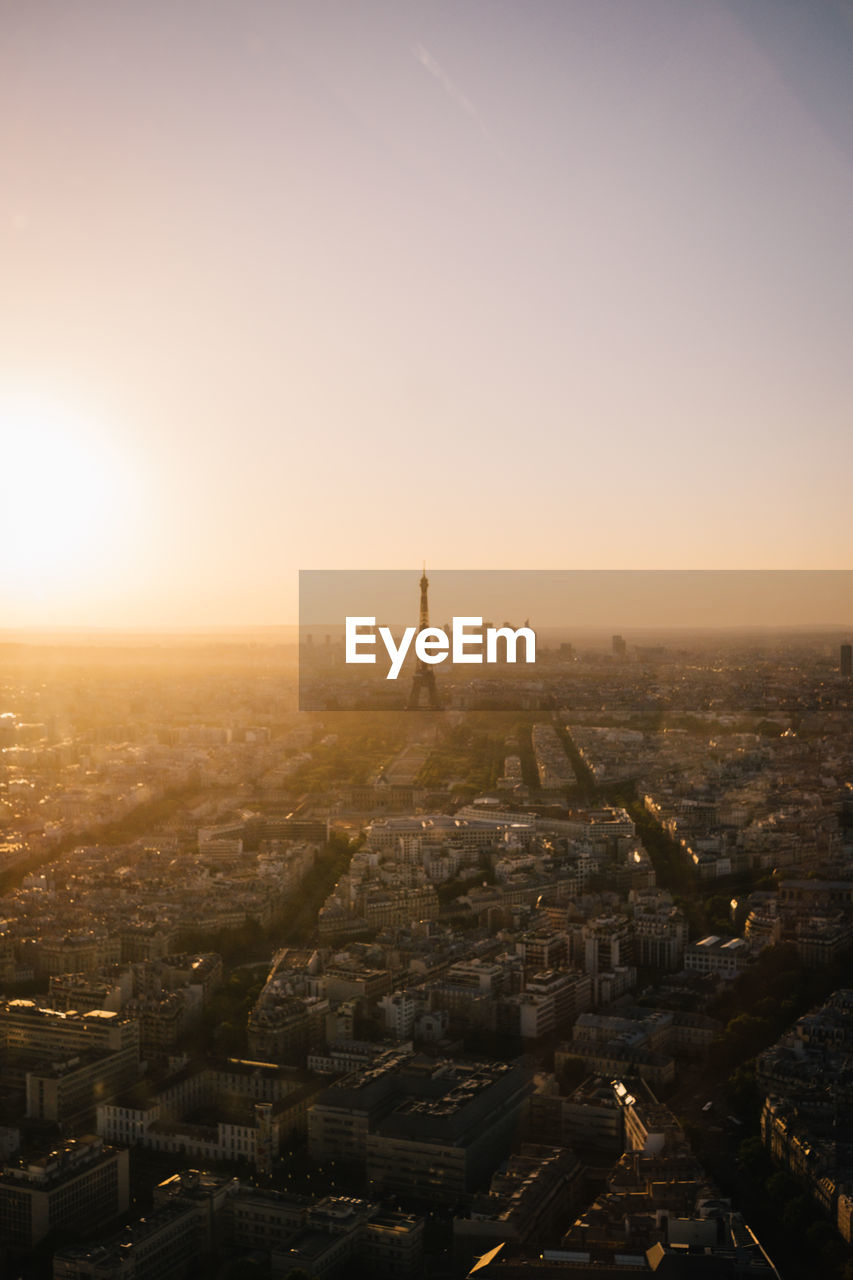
[737,1135,766,1176]
[766,1170,799,1204]
[728,1063,761,1125]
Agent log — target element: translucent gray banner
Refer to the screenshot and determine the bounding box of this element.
[299,570,853,711]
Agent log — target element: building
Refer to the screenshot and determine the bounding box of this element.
[555,1042,675,1090]
[309,1053,533,1201]
[52,1173,424,1280]
[124,991,186,1060]
[98,1059,321,1168]
[27,1047,141,1127]
[582,916,632,975]
[53,1201,204,1279]
[379,991,418,1041]
[225,1183,311,1255]
[684,936,751,979]
[0,1136,129,1250]
[530,1075,624,1166]
[453,1145,583,1273]
[510,970,592,1040]
[48,968,134,1013]
[247,994,330,1065]
[0,1001,141,1127]
[0,1001,138,1058]
[54,1170,237,1279]
[515,929,570,974]
[366,814,522,853]
[278,1196,424,1279]
[612,1080,682,1154]
[631,897,687,971]
[362,886,441,929]
[26,934,121,978]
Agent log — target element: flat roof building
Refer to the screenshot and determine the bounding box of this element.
[0,1135,129,1250]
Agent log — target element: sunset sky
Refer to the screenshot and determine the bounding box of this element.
[2,0,852,627]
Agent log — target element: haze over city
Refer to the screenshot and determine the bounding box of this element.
[6,10,853,1276]
[3,0,853,628]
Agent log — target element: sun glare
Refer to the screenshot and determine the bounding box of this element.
[1,394,136,605]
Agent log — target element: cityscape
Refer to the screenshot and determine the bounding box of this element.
[4,1,853,1277]
[2,611,853,1278]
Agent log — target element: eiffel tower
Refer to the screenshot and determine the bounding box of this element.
[407,566,443,710]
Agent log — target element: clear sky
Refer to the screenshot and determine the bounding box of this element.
[2,0,852,627]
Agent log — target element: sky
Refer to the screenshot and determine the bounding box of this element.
[1,0,852,628]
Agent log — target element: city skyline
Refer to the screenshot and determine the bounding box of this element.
[2,0,852,627]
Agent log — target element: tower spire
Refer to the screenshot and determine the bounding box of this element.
[418,564,430,631]
[408,566,442,710]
